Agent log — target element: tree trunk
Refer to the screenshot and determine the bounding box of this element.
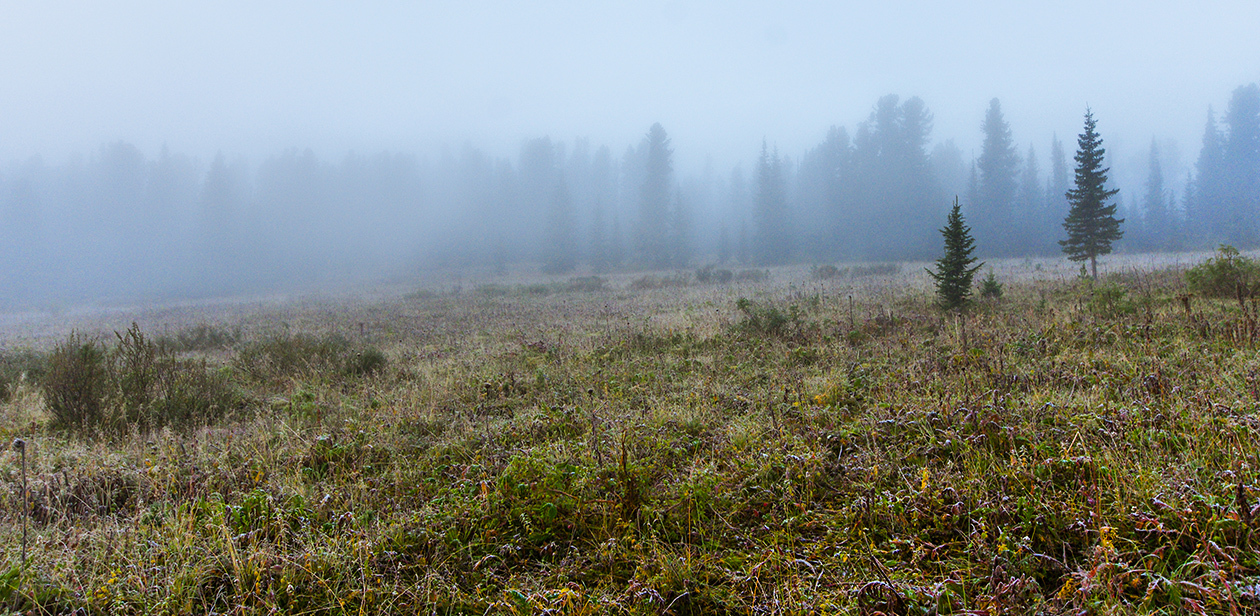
[1090,255,1098,280]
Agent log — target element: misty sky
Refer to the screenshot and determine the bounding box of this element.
[3,1,1258,179]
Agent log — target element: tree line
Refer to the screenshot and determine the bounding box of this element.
[1,84,1257,305]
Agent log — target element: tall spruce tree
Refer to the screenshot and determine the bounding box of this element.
[637,123,673,269]
[542,180,578,274]
[975,98,1020,256]
[1060,109,1123,279]
[928,197,983,311]
[1142,139,1170,250]
[753,140,789,265]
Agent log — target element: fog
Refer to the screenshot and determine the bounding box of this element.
[1,1,1258,306]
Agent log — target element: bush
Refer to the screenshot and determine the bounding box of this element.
[109,324,245,431]
[1185,245,1260,302]
[811,264,842,280]
[695,266,734,284]
[43,333,108,431]
[734,298,798,336]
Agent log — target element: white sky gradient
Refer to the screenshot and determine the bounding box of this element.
[2,1,1258,183]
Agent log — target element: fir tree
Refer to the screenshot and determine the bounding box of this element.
[928,197,983,311]
[753,140,789,265]
[1142,139,1169,250]
[1060,109,1123,279]
[637,123,673,269]
[542,180,578,274]
[975,98,1020,256]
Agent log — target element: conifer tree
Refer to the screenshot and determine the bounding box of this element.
[1060,109,1123,279]
[928,197,983,311]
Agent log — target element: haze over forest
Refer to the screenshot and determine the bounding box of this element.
[1,2,1258,306]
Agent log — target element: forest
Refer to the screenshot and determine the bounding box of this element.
[0,83,1258,306]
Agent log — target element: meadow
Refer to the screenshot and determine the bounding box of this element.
[2,251,1259,615]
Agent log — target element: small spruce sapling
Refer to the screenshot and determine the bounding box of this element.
[980,271,1004,299]
[927,197,983,311]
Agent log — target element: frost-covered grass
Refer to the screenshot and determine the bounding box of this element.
[2,254,1259,614]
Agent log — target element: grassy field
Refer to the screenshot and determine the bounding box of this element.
[2,252,1260,615]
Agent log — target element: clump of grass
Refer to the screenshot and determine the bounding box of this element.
[234,332,387,383]
[154,323,240,353]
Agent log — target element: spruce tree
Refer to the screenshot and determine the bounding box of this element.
[1060,108,1123,279]
[928,197,983,311]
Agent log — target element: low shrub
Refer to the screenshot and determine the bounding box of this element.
[42,333,108,431]
[1185,244,1260,302]
[811,264,842,280]
[734,298,799,336]
[696,266,734,284]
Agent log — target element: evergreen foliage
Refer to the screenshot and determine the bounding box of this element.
[542,181,578,274]
[975,99,1020,256]
[637,123,674,269]
[753,141,790,265]
[927,197,983,311]
[979,270,1004,299]
[1060,109,1123,279]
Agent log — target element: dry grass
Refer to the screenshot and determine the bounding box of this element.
[1,252,1259,614]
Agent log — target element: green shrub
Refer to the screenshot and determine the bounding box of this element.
[734,298,798,336]
[42,333,108,431]
[1088,283,1136,318]
[1185,244,1260,302]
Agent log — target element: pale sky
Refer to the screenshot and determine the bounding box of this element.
[2,1,1258,178]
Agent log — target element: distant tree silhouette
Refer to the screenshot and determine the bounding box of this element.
[637,123,673,269]
[1141,139,1171,250]
[753,140,789,265]
[975,99,1020,256]
[542,180,577,274]
[1222,83,1260,246]
[1060,109,1123,279]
